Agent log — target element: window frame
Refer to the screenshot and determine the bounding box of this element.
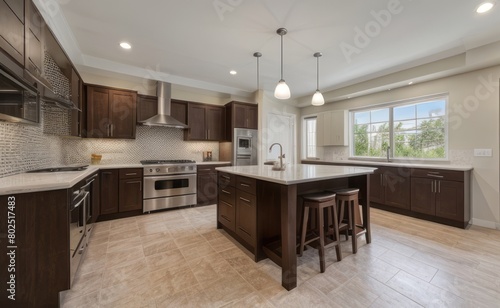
[349,93,449,161]
[303,115,318,159]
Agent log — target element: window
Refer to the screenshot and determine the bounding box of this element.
[304,116,317,158]
[351,95,447,160]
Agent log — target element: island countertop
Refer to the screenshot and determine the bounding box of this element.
[215,164,377,185]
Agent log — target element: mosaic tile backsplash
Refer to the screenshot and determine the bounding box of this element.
[61,126,220,165]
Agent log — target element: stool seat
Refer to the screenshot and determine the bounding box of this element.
[302,192,336,202]
[335,188,360,195]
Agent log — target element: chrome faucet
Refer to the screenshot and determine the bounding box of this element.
[269,143,286,170]
[386,146,391,162]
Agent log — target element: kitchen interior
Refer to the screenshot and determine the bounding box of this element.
[1,0,500,307]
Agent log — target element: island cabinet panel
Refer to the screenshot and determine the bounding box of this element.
[369,166,411,210]
[0,190,70,308]
[217,172,257,250]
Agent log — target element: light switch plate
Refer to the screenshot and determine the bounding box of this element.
[474,149,493,157]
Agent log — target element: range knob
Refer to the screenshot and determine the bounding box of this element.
[149,168,153,172]
[156,168,160,172]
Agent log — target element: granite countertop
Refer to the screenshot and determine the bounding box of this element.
[0,167,100,195]
[301,159,473,171]
[215,164,376,185]
[0,161,233,195]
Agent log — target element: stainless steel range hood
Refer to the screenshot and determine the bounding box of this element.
[140,82,188,128]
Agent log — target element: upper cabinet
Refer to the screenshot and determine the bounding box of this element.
[86,85,137,139]
[225,101,258,140]
[185,102,225,141]
[0,0,25,64]
[25,0,44,77]
[69,68,82,136]
[317,110,348,146]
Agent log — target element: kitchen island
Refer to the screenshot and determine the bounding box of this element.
[215,164,376,291]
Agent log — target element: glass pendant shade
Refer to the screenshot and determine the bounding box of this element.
[274,79,291,99]
[311,90,325,106]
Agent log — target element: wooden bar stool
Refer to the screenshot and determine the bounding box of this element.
[335,188,366,254]
[298,192,342,273]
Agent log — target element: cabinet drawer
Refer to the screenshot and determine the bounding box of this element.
[236,190,256,246]
[119,168,143,179]
[218,172,235,188]
[219,186,235,205]
[412,169,464,182]
[218,200,235,231]
[197,165,216,174]
[236,176,256,195]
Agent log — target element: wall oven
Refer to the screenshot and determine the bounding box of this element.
[233,128,258,166]
[142,160,197,212]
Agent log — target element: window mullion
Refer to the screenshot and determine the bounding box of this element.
[389,107,394,158]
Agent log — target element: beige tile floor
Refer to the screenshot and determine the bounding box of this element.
[60,205,500,307]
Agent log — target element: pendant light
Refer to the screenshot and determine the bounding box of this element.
[253,52,262,89]
[274,28,291,99]
[311,52,325,106]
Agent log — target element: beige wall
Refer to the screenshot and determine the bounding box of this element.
[301,65,500,229]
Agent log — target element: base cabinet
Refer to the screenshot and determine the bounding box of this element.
[411,169,467,224]
[369,167,411,210]
[197,164,230,205]
[100,168,143,217]
[217,172,257,249]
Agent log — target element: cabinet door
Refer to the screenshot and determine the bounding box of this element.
[119,178,143,212]
[410,177,435,215]
[187,104,207,140]
[109,90,136,139]
[171,99,187,124]
[69,69,81,136]
[136,95,157,123]
[247,105,258,129]
[86,86,110,138]
[0,0,25,64]
[206,106,224,140]
[384,171,411,210]
[435,180,464,221]
[100,170,119,214]
[197,172,218,205]
[369,171,384,204]
[316,113,325,146]
[235,190,256,247]
[331,110,348,146]
[233,104,247,128]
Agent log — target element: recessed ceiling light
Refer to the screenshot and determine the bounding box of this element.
[120,42,132,49]
[229,70,237,75]
[476,2,494,13]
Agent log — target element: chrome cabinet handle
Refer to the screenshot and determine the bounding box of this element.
[240,183,250,187]
[221,190,231,195]
[239,197,251,203]
[427,174,444,178]
[431,180,434,193]
[221,175,230,180]
[125,173,137,176]
[438,181,441,193]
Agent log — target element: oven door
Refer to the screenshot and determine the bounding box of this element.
[144,174,197,199]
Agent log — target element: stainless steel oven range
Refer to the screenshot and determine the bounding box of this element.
[141,160,197,213]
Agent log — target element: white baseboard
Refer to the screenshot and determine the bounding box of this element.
[471,218,500,230]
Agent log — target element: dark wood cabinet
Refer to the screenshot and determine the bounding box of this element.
[69,68,82,136]
[25,0,43,77]
[369,166,411,210]
[118,168,143,212]
[86,85,137,139]
[0,0,25,64]
[411,169,468,226]
[100,168,143,216]
[185,103,225,141]
[197,164,230,205]
[136,94,157,123]
[225,101,258,140]
[217,172,257,250]
[171,99,187,124]
[0,190,70,307]
[99,169,119,215]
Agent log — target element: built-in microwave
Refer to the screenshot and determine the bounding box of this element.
[0,66,40,125]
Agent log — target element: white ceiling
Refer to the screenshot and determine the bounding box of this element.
[36,0,500,101]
